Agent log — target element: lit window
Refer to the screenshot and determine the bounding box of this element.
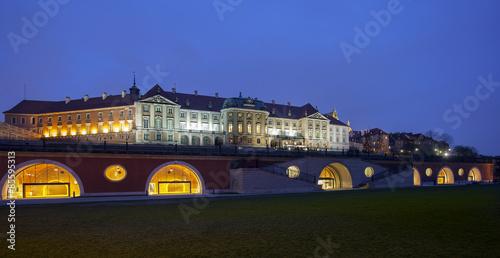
[238,113,242,118]
[228,113,232,118]
[365,167,374,177]
[426,168,432,176]
[202,123,208,131]
[104,165,127,182]
[256,123,261,134]
[156,118,161,130]
[286,166,300,178]
[247,124,252,134]
[228,123,233,133]
[180,122,186,130]
[458,168,464,176]
[238,123,243,133]
[190,122,198,130]
[167,120,173,130]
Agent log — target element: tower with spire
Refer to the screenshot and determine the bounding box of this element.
[129,71,140,100]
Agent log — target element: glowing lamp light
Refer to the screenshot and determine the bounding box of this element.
[103,128,109,133]
[52,132,57,137]
[62,132,67,136]
[81,130,87,135]
[44,133,49,137]
[71,131,76,136]
[91,129,97,134]
[123,127,129,132]
[114,127,119,132]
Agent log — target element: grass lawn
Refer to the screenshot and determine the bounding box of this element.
[2,185,499,257]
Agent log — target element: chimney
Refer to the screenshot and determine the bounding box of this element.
[84,94,89,102]
[194,90,198,96]
[272,100,275,104]
[65,96,70,104]
[287,102,291,106]
[102,92,107,100]
[172,87,176,93]
[255,97,258,100]
[122,90,126,98]
[215,93,219,98]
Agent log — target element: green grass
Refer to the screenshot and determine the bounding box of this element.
[2,185,499,257]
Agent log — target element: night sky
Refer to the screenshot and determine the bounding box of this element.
[1,0,499,155]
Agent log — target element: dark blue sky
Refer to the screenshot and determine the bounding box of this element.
[1,0,499,155]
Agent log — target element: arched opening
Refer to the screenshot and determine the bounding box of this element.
[413,168,421,186]
[270,139,278,148]
[147,162,203,195]
[318,163,352,190]
[180,135,189,145]
[437,167,454,185]
[191,136,200,146]
[215,137,223,146]
[468,168,481,182]
[2,161,82,199]
[202,136,211,146]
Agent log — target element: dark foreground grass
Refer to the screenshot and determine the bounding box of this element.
[1,185,499,257]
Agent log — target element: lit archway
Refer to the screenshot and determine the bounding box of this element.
[318,163,352,190]
[1,160,83,199]
[437,167,454,185]
[468,167,482,182]
[146,161,204,195]
[413,168,421,186]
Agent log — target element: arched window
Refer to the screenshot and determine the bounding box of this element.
[104,165,127,182]
[247,124,252,134]
[148,164,202,195]
[256,123,261,134]
[364,167,374,177]
[228,123,233,133]
[286,166,300,178]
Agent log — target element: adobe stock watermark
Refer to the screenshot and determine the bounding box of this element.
[6,151,17,251]
[443,73,499,130]
[308,235,340,258]
[339,0,405,64]
[7,0,70,54]
[138,64,170,91]
[178,169,230,224]
[213,0,243,22]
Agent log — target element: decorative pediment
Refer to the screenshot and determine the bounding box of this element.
[140,95,178,106]
[307,112,328,120]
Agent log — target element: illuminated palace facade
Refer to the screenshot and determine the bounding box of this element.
[4,84,350,150]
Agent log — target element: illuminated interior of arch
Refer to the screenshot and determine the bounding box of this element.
[148,164,201,195]
[5,163,81,199]
[413,168,421,186]
[286,166,300,179]
[468,168,481,182]
[318,167,336,190]
[437,168,454,184]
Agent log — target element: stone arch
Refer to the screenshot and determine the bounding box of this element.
[468,167,482,182]
[215,136,223,146]
[1,159,85,200]
[318,162,352,190]
[145,161,205,195]
[191,136,200,146]
[413,167,421,186]
[180,135,189,145]
[437,166,454,184]
[202,136,211,146]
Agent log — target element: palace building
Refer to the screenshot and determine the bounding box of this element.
[3,83,350,150]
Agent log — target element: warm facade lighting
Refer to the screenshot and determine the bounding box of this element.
[92,129,97,134]
[52,132,57,137]
[62,132,67,136]
[71,131,76,136]
[123,126,129,132]
[103,128,109,133]
[81,130,87,135]
[114,127,120,132]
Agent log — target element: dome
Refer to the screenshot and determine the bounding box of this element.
[222,96,268,111]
